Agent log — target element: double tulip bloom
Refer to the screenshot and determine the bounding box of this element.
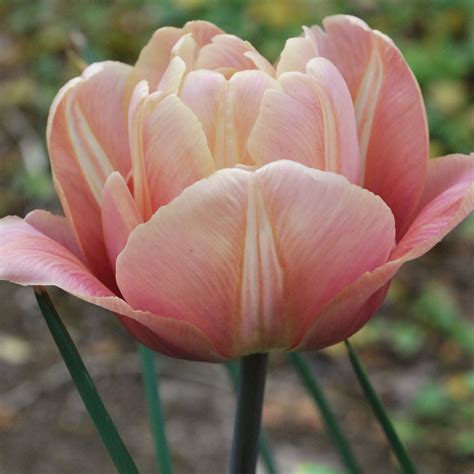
[1,16,472,361]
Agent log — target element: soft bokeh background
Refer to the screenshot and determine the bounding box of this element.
[0,0,473,473]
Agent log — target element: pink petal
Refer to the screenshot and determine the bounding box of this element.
[195,34,274,75]
[157,56,187,94]
[25,210,83,260]
[391,153,474,260]
[0,216,223,361]
[306,15,429,237]
[248,58,360,183]
[101,172,142,270]
[129,20,223,93]
[47,61,132,285]
[182,20,224,45]
[139,93,215,210]
[276,36,317,76]
[130,26,183,93]
[180,69,280,168]
[128,81,153,219]
[116,161,395,357]
[298,154,473,351]
[258,161,395,340]
[296,259,401,351]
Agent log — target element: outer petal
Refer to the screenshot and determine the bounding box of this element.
[25,210,83,260]
[248,58,360,183]
[298,154,473,351]
[116,161,395,357]
[101,172,142,270]
[391,153,474,260]
[296,260,401,351]
[47,61,132,286]
[306,15,429,237]
[180,69,281,168]
[0,216,223,361]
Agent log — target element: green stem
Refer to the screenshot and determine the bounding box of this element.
[138,345,173,474]
[226,362,278,474]
[345,340,418,474]
[288,353,362,474]
[34,287,138,474]
[229,353,268,474]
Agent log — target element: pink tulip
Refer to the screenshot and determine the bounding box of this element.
[0,17,472,361]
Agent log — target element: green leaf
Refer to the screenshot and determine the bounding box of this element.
[34,286,139,474]
[345,340,418,474]
[138,345,173,474]
[288,353,362,474]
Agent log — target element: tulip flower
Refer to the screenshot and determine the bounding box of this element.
[0,16,472,362]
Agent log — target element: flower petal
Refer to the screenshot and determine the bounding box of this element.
[276,36,317,76]
[129,20,223,94]
[180,69,280,168]
[101,172,142,270]
[248,58,360,183]
[296,260,401,351]
[306,15,429,237]
[47,61,132,285]
[297,155,473,351]
[140,93,216,210]
[116,161,395,357]
[0,216,223,361]
[391,153,474,260]
[195,34,274,76]
[257,161,395,341]
[25,210,83,260]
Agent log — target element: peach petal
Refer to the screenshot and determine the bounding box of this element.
[306,15,429,237]
[25,210,83,260]
[391,154,474,260]
[129,20,223,96]
[296,260,401,351]
[276,36,317,76]
[157,56,187,94]
[195,34,273,75]
[116,161,395,356]
[128,81,153,219]
[47,61,132,285]
[140,94,215,210]
[0,216,223,361]
[257,161,395,336]
[248,59,360,182]
[180,69,280,168]
[298,156,473,351]
[101,172,142,270]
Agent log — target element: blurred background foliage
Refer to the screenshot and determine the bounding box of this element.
[0,0,473,473]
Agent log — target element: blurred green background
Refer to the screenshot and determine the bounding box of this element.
[0,0,473,473]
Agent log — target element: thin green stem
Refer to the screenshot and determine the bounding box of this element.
[345,340,418,474]
[34,286,138,474]
[226,362,278,474]
[288,353,362,474]
[138,345,173,474]
[229,353,268,474]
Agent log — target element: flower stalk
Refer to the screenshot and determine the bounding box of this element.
[288,353,362,474]
[226,361,278,474]
[229,353,269,474]
[345,340,418,474]
[138,345,173,474]
[33,286,138,474]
